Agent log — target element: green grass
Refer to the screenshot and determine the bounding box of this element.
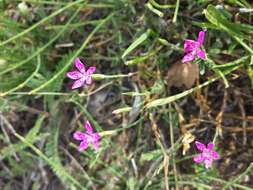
[1,0,253,189]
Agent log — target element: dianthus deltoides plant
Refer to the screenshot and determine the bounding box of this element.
[2,2,253,189]
[68,30,219,169]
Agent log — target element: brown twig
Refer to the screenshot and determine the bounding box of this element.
[234,89,247,145]
[215,89,228,138]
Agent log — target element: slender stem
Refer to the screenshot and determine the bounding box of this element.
[169,104,179,190]
[172,0,180,23]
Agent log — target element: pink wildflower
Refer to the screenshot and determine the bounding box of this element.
[73,121,100,151]
[66,58,96,89]
[182,30,206,63]
[193,141,219,169]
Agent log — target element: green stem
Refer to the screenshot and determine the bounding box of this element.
[172,0,180,23]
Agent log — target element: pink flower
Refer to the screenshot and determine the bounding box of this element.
[182,31,206,63]
[66,58,96,89]
[193,141,219,169]
[73,121,101,151]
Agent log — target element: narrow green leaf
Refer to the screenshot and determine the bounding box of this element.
[112,106,132,114]
[92,73,133,80]
[140,149,162,162]
[145,2,164,17]
[204,5,244,38]
[150,0,176,9]
[125,46,162,66]
[172,0,180,23]
[247,56,253,89]
[204,5,253,54]
[146,78,217,108]
[122,29,151,59]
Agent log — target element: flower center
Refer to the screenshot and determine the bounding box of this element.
[202,149,211,158]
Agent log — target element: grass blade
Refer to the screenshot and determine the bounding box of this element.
[0,0,86,46]
[122,29,151,59]
[204,5,253,54]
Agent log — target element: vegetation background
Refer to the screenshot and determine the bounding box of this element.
[0,0,253,189]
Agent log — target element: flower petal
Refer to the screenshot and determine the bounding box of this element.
[204,158,212,169]
[197,31,205,45]
[75,58,86,73]
[66,71,82,79]
[193,154,204,163]
[207,143,214,150]
[184,39,198,53]
[195,141,206,151]
[92,141,99,151]
[197,49,206,60]
[86,66,96,75]
[71,78,85,89]
[92,133,101,142]
[85,76,92,85]
[211,150,219,160]
[85,120,93,133]
[73,131,86,141]
[182,52,196,63]
[79,140,89,151]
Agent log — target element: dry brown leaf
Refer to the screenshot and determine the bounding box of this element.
[166,62,199,89]
[182,132,195,155]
